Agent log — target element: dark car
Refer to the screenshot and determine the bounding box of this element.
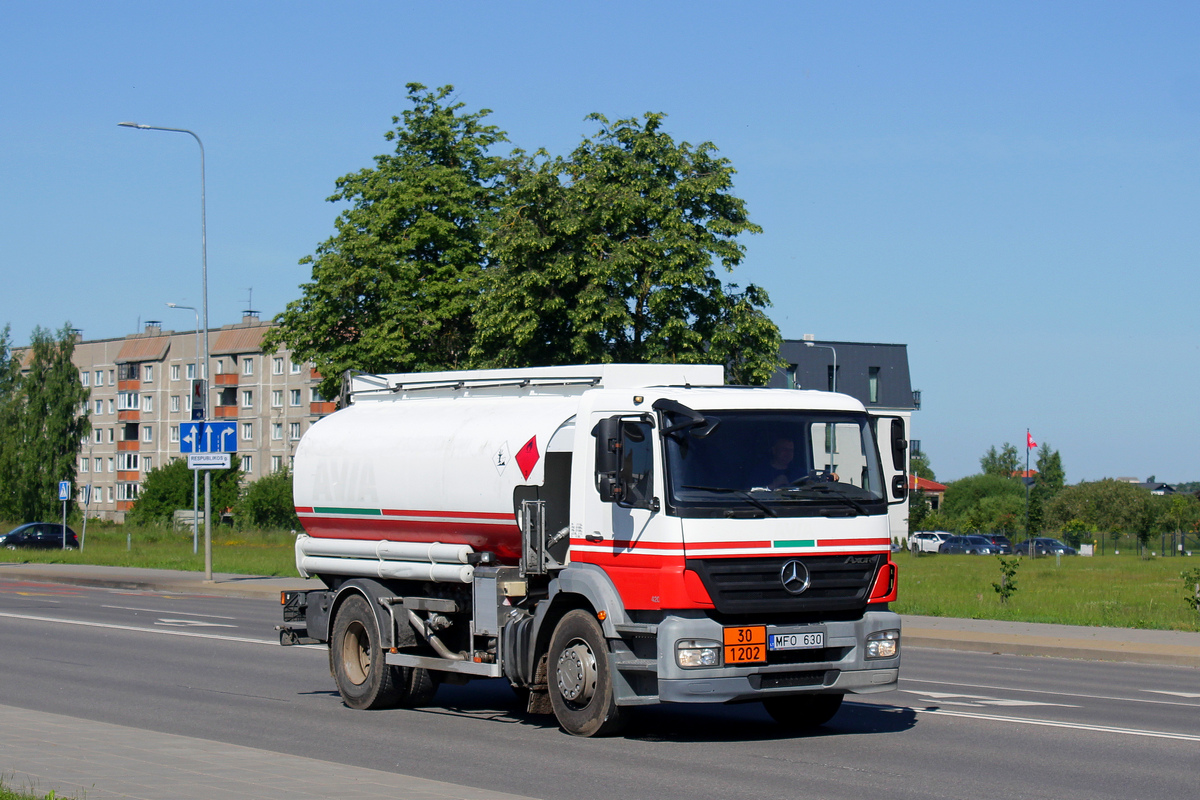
[974,533,1014,554]
[0,523,79,550]
[938,535,1003,555]
[1014,537,1076,556]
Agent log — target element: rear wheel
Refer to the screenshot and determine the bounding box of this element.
[330,595,404,710]
[763,693,844,730]
[548,610,625,737]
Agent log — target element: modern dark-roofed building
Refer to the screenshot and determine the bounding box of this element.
[770,338,918,411]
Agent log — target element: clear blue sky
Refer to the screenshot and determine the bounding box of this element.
[3,1,1197,483]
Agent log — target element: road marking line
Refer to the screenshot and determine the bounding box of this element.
[914,707,1200,742]
[1142,690,1200,699]
[155,618,239,628]
[0,611,323,650]
[903,678,1200,708]
[906,690,1077,708]
[102,604,237,619]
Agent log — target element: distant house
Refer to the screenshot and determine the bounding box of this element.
[909,475,947,511]
[1141,481,1175,495]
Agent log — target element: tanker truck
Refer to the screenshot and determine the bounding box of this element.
[278,364,905,736]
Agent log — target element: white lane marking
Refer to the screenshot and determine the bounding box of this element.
[1143,690,1200,699]
[903,678,1200,708]
[0,611,323,650]
[914,707,1200,742]
[906,690,1077,708]
[155,618,239,628]
[102,604,237,620]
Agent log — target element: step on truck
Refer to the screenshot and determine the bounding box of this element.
[279,364,905,736]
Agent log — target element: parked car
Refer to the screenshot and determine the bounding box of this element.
[1014,537,1077,556]
[910,531,952,553]
[973,533,1014,554]
[0,523,79,550]
[938,535,1003,555]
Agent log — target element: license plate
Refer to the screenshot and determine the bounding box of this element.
[723,625,767,664]
[769,631,824,650]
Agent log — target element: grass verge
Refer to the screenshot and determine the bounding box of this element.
[895,550,1200,632]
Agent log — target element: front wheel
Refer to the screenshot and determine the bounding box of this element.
[763,693,844,730]
[548,609,625,737]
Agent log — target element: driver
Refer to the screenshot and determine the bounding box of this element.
[749,437,838,490]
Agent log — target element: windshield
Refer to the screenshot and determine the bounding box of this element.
[662,409,887,518]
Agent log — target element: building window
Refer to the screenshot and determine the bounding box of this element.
[142,426,153,443]
[118,453,139,471]
[108,398,115,414]
[117,483,139,501]
[271,390,283,408]
[80,458,89,473]
[107,458,114,473]
[271,422,282,441]
[143,364,154,383]
[186,363,195,380]
[827,365,839,393]
[94,399,103,415]
[81,370,90,387]
[107,486,114,502]
[215,359,224,374]
[273,357,284,375]
[786,365,798,390]
[107,428,115,443]
[242,357,254,376]
[94,429,102,444]
[171,364,180,381]
[170,396,180,413]
[290,389,301,407]
[117,392,138,411]
[170,425,180,443]
[289,422,301,441]
[143,456,152,471]
[94,457,102,473]
[310,387,327,403]
[241,422,254,442]
[242,455,253,473]
[271,455,282,473]
[117,363,138,382]
[95,370,104,386]
[868,367,880,404]
[290,360,301,374]
[241,390,254,409]
[141,395,154,413]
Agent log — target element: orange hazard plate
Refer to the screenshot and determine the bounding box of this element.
[723,625,767,664]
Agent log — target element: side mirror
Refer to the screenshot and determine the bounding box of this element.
[593,417,621,503]
[890,419,908,500]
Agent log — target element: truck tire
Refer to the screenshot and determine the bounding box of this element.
[548,609,625,737]
[331,594,404,710]
[763,693,844,730]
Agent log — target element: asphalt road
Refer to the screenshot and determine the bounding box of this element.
[2,576,1197,800]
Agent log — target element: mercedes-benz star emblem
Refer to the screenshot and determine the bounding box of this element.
[780,560,811,595]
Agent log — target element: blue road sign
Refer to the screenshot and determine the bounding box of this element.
[204,421,237,453]
[181,422,203,453]
[58,481,71,501]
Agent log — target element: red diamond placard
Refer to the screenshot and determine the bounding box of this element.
[516,436,540,480]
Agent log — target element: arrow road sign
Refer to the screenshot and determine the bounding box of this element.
[181,422,202,453]
[204,421,237,453]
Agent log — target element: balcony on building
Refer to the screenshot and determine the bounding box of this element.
[214,372,239,386]
[310,401,337,416]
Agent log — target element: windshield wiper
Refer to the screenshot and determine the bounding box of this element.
[777,483,869,515]
[681,485,777,517]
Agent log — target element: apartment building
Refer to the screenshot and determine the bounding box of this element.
[69,313,331,521]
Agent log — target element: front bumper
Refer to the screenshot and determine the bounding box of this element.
[651,610,900,704]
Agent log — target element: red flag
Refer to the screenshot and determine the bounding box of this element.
[1027,432,1037,449]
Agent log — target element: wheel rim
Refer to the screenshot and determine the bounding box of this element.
[556,638,597,706]
[341,620,371,686]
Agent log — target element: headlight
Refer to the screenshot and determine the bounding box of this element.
[866,629,899,659]
[676,638,721,668]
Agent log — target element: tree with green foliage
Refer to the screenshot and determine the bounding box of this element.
[474,113,782,384]
[3,324,90,522]
[128,455,242,527]
[0,324,21,520]
[980,443,1021,478]
[237,469,301,530]
[909,451,936,481]
[267,84,508,399]
[940,473,1025,524]
[1028,443,1064,533]
[1044,479,1156,547]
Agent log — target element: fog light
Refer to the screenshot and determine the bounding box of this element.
[676,639,721,668]
[866,629,899,659]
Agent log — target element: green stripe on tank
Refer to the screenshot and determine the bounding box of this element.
[774,539,815,548]
[313,507,382,516]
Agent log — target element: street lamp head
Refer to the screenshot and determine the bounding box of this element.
[118,122,149,129]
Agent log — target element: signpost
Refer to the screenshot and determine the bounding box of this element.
[179,420,236,566]
[58,481,70,550]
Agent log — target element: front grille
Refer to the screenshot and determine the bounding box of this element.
[688,554,882,616]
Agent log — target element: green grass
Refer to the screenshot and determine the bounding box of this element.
[895,550,1200,632]
[0,519,299,577]
[0,776,72,800]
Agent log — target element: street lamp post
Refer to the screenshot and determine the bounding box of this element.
[804,338,839,473]
[803,340,838,393]
[166,302,200,555]
[120,122,213,580]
